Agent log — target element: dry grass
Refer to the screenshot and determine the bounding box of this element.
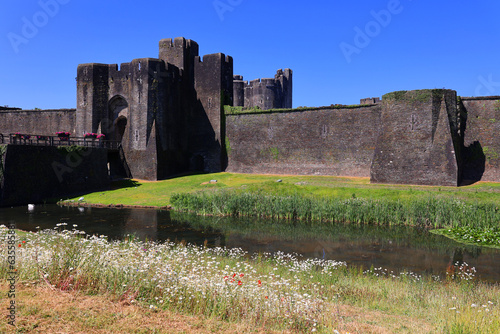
[317,303,435,334]
[1,282,437,334]
[0,282,286,334]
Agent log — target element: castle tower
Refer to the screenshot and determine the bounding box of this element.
[233,69,293,110]
[193,53,233,172]
[276,68,293,108]
[159,37,199,84]
[370,89,460,186]
[233,75,245,107]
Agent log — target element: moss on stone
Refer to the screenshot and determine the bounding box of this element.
[225,136,232,156]
[382,89,447,103]
[224,103,374,116]
[494,100,500,111]
[483,146,499,162]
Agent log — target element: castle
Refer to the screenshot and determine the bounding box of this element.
[74,37,292,180]
[0,37,499,204]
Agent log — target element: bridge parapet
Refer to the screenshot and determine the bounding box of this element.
[3,133,121,150]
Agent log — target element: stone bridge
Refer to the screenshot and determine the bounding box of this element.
[0,134,129,207]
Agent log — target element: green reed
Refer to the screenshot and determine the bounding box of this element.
[170,190,500,229]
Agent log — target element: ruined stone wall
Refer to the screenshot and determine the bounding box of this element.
[0,109,75,136]
[370,90,460,186]
[0,145,108,207]
[225,106,381,176]
[461,97,500,182]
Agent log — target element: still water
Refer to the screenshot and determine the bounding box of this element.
[1,204,500,282]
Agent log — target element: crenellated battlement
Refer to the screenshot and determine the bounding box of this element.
[159,37,199,75]
[159,37,199,50]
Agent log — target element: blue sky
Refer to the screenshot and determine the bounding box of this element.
[1,0,500,109]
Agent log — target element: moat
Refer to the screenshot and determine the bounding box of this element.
[2,204,500,283]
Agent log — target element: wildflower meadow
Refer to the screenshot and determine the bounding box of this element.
[2,224,500,333]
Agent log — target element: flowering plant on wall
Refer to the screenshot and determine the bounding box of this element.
[84,132,98,139]
[97,134,105,139]
[56,131,71,137]
[14,132,30,140]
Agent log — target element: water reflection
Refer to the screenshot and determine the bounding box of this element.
[1,205,499,282]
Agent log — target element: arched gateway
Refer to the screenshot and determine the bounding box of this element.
[104,95,128,142]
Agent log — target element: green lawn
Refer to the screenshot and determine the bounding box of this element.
[64,172,500,207]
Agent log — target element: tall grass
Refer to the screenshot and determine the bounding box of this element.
[171,190,500,229]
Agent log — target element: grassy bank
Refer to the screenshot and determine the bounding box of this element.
[63,173,500,207]
[1,227,499,333]
[62,173,500,248]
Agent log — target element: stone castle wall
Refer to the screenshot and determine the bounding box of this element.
[226,105,381,177]
[0,109,76,136]
[226,90,499,186]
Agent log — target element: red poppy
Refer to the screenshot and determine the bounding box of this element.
[239,273,244,277]
[232,273,237,278]
[22,241,26,243]
[258,280,262,286]
[224,276,229,280]
[18,244,22,247]
[265,296,268,299]
[238,281,242,285]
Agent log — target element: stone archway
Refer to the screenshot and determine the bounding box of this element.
[105,96,129,142]
[114,116,128,142]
